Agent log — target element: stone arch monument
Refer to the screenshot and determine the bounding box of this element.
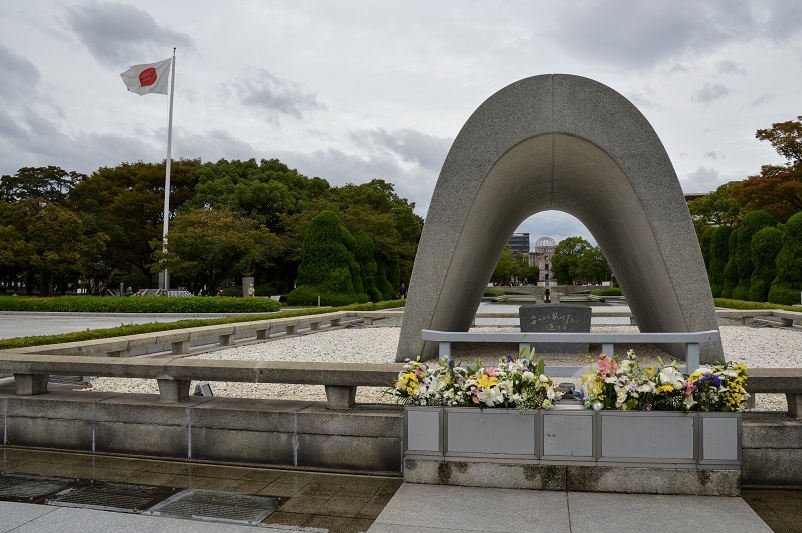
[396,74,723,364]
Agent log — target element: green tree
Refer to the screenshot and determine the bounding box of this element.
[287,210,368,306]
[552,237,592,285]
[749,226,783,302]
[15,198,107,296]
[577,245,611,285]
[491,246,515,285]
[0,166,85,204]
[189,158,316,227]
[707,225,732,297]
[688,182,743,227]
[733,210,776,301]
[153,206,278,295]
[731,116,802,223]
[768,211,802,305]
[279,179,421,292]
[69,159,201,287]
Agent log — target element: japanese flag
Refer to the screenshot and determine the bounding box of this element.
[120,58,171,95]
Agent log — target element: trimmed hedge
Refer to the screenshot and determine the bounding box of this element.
[769,212,802,305]
[713,298,800,312]
[749,226,783,303]
[484,289,505,297]
[733,210,776,301]
[0,299,406,350]
[708,225,732,297]
[590,287,623,297]
[0,295,281,313]
[720,228,740,299]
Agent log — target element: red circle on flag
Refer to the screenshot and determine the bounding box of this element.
[139,68,157,87]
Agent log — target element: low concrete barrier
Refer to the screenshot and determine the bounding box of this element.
[0,354,401,410]
[421,329,720,374]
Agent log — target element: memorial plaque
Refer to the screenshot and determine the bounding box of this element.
[519,304,591,353]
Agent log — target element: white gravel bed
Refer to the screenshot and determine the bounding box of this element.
[88,324,800,411]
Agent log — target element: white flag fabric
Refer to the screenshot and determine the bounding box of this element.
[120,58,172,95]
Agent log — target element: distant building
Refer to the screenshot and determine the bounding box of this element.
[529,236,556,285]
[508,232,530,255]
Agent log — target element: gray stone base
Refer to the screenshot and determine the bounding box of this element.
[404,458,740,496]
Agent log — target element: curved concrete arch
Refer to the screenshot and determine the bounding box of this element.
[397,74,723,363]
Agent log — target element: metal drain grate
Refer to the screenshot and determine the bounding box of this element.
[0,474,74,503]
[47,481,179,513]
[146,489,282,525]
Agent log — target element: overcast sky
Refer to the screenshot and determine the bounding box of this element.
[2,1,800,247]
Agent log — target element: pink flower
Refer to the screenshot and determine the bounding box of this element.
[684,382,696,397]
[597,354,610,378]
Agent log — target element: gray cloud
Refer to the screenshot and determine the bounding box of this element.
[549,1,791,69]
[749,93,775,108]
[693,83,732,103]
[716,60,747,75]
[351,128,453,171]
[230,69,325,121]
[517,212,597,248]
[275,147,438,217]
[0,41,41,101]
[172,128,260,163]
[703,151,718,160]
[64,1,193,68]
[680,166,722,193]
[763,0,802,41]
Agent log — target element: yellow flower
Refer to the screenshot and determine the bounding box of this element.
[476,374,498,389]
[657,384,674,394]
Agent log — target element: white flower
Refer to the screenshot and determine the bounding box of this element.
[522,371,535,382]
[659,367,684,389]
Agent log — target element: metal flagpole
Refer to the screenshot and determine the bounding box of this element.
[160,48,176,291]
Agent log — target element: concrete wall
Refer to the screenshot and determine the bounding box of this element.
[1,385,798,488]
[0,389,403,474]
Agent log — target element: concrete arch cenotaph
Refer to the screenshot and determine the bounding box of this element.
[396,74,723,364]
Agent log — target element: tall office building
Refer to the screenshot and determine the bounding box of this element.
[507,232,530,255]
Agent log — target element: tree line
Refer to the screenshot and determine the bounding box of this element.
[691,116,802,305]
[0,158,422,299]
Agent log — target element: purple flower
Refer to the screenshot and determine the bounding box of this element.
[506,354,514,362]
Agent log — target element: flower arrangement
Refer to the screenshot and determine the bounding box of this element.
[583,350,749,412]
[387,349,558,411]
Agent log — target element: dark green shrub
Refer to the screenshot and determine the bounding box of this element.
[484,289,505,297]
[749,227,783,302]
[590,287,623,297]
[714,298,800,312]
[720,228,740,299]
[708,225,732,297]
[700,227,714,274]
[288,210,368,306]
[733,210,776,301]
[375,257,396,300]
[218,286,242,297]
[253,283,276,297]
[769,212,802,305]
[353,231,381,302]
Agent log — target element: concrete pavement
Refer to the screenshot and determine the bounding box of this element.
[367,483,774,533]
